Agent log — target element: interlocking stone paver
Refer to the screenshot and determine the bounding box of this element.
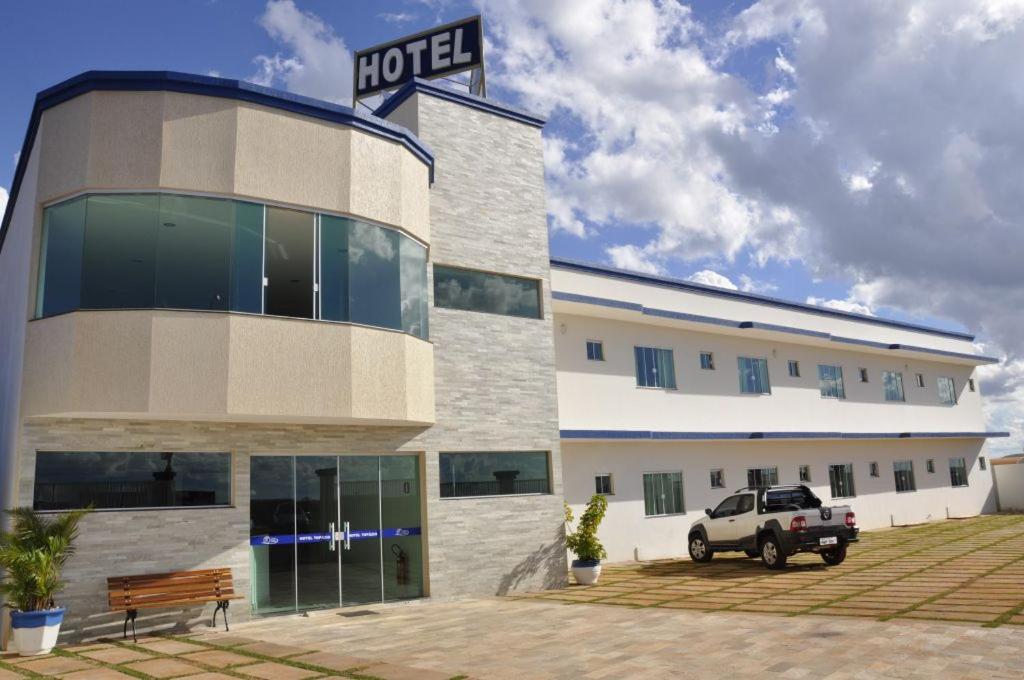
[237,641,309,658]
[236,661,320,679]
[124,657,204,678]
[180,649,259,668]
[290,650,373,672]
[16,655,95,675]
[357,662,453,680]
[136,639,208,655]
[0,667,22,680]
[61,668,138,680]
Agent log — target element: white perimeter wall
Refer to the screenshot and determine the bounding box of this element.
[563,439,996,563]
[994,464,1024,511]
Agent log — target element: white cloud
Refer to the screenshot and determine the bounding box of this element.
[251,0,353,104]
[687,269,738,290]
[978,355,1024,456]
[805,296,874,316]
[206,70,222,78]
[606,244,662,275]
[379,12,416,24]
[738,274,778,294]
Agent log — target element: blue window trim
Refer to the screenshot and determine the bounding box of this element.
[1,70,436,258]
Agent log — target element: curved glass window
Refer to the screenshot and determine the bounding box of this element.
[35,193,428,339]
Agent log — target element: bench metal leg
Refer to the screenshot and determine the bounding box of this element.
[212,600,230,632]
[123,610,138,643]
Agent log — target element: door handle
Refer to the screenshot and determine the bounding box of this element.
[328,522,336,552]
[343,521,351,550]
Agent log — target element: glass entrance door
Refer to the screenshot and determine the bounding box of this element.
[250,455,423,615]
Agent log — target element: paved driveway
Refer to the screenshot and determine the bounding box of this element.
[522,514,1024,626]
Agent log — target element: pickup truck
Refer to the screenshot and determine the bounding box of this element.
[687,484,858,569]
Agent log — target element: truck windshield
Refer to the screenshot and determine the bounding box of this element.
[764,488,820,511]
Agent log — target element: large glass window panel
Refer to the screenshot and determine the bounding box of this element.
[439,452,550,498]
[381,456,424,601]
[319,215,350,322]
[433,265,542,319]
[295,456,340,610]
[883,371,905,402]
[738,357,771,394]
[894,460,916,492]
[829,463,856,498]
[36,197,87,318]
[33,451,230,511]
[818,364,846,399]
[81,194,159,309]
[250,456,296,614]
[231,202,264,314]
[264,206,314,319]
[399,236,428,339]
[155,195,232,311]
[949,457,969,487]
[937,377,957,406]
[340,456,383,606]
[747,467,779,488]
[349,221,402,330]
[634,347,676,389]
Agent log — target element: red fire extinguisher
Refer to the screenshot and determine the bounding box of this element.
[392,544,409,586]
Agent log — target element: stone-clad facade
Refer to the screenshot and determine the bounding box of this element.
[0,73,565,644]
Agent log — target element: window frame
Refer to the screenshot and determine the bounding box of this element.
[869,461,879,477]
[586,340,605,362]
[859,368,869,383]
[737,356,772,395]
[915,373,925,388]
[893,460,916,493]
[432,263,544,320]
[709,468,725,489]
[642,471,685,517]
[699,352,715,371]
[799,465,811,483]
[595,473,614,496]
[817,364,846,400]
[746,466,779,488]
[980,456,987,471]
[926,459,935,474]
[634,346,678,390]
[937,376,957,406]
[949,457,969,488]
[969,378,976,392]
[439,451,552,499]
[882,370,906,402]
[788,360,800,378]
[828,462,856,499]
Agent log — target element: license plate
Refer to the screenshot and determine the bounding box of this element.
[819,536,838,546]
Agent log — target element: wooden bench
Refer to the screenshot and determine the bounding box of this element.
[107,568,242,642]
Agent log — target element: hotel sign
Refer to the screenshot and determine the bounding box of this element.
[353,15,484,102]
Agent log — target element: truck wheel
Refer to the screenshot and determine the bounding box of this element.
[744,550,759,558]
[689,534,713,563]
[821,545,847,566]
[760,535,787,570]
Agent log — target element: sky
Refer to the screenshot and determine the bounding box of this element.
[1,0,1022,454]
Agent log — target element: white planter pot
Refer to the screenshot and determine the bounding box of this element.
[571,560,602,585]
[10,608,65,656]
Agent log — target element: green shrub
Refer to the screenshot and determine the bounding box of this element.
[0,507,90,611]
[565,495,608,563]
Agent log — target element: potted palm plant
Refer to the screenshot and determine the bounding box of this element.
[565,494,608,585]
[1,507,89,655]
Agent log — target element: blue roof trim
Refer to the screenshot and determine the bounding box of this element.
[550,257,975,342]
[561,430,1010,441]
[374,77,546,128]
[552,290,996,365]
[0,70,436,256]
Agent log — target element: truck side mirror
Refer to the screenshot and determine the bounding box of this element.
[704,508,713,517]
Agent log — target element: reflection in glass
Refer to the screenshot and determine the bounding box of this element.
[250,456,296,614]
[400,239,428,339]
[433,265,542,319]
[231,202,264,314]
[319,215,350,322]
[381,456,423,601]
[36,197,87,318]
[33,451,230,510]
[264,206,314,319]
[296,457,340,610]
[439,451,550,498]
[81,194,159,309]
[155,195,232,310]
[340,456,382,606]
[349,222,401,330]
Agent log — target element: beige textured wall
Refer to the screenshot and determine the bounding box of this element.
[22,311,434,425]
[35,91,430,243]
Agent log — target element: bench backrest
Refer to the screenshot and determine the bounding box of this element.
[107,568,236,611]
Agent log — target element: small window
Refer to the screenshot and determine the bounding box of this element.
[586,340,604,361]
[829,463,856,498]
[700,352,715,370]
[747,467,779,488]
[926,459,935,474]
[937,377,957,405]
[869,461,879,477]
[439,452,550,498]
[788,360,800,377]
[915,373,925,388]
[859,368,869,383]
[969,378,976,392]
[595,473,613,495]
[979,456,987,471]
[635,346,677,389]
[949,458,968,487]
[883,371,905,402]
[738,357,771,394]
[799,465,811,483]
[894,460,916,493]
[817,364,846,399]
[433,265,542,319]
[709,469,725,489]
[643,472,684,517]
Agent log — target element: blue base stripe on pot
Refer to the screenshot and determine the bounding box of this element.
[10,608,65,629]
[571,559,601,568]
